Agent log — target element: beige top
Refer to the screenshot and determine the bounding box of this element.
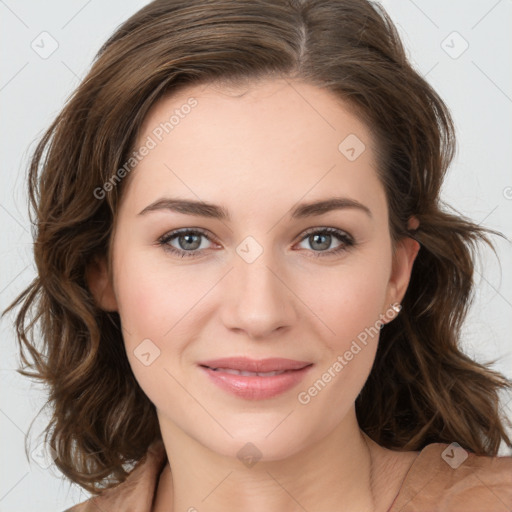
[65,440,512,511]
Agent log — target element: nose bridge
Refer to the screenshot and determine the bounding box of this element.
[221,235,296,338]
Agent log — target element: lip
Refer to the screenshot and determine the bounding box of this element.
[198,357,312,373]
[198,357,313,400]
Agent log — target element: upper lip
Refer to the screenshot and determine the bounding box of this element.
[199,357,312,372]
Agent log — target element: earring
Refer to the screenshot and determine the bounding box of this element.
[391,303,402,314]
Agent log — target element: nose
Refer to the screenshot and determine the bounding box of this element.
[220,245,298,340]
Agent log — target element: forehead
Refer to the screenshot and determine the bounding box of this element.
[120,79,386,219]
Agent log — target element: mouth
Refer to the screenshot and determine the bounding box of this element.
[204,367,297,377]
[197,357,314,400]
[198,356,313,373]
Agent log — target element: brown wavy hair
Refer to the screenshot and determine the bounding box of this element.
[3,0,512,495]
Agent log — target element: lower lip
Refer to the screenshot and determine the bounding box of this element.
[199,365,313,400]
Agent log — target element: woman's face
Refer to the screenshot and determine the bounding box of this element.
[95,78,418,460]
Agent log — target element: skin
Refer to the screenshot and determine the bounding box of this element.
[88,78,421,511]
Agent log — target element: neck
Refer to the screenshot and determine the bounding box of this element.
[154,408,404,512]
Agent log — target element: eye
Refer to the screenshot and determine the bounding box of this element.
[158,227,355,259]
[158,228,215,258]
[295,227,355,258]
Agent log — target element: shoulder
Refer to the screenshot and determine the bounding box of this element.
[62,440,168,512]
[391,442,512,512]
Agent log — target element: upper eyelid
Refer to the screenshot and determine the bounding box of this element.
[159,227,217,243]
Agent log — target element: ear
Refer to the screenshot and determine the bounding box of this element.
[383,216,420,318]
[85,255,118,312]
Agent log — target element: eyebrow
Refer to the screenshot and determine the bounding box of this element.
[137,196,372,220]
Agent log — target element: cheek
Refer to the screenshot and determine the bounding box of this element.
[112,249,177,370]
[116,273,169,343]
[113,257,193,409]
[112,247,224,396]
[114,246,202,340]
[295,250,392,409]
[305,256,391,353]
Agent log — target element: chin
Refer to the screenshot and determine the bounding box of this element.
[190,414,315,463]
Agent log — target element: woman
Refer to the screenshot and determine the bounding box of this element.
[5,0,511,510]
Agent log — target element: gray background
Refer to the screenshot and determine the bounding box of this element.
[1,0,511,510]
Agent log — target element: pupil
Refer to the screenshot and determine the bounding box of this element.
[312,234,330,250]
[181,234,199,250]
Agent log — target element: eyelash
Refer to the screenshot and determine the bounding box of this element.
[157,227,355,259]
